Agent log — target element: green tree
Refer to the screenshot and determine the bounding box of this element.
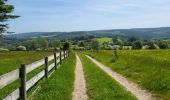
[63,42,70,50]
[91,40,100,50]
[132,40,143,49]
[0,0,19,35]
[157,41,169,49]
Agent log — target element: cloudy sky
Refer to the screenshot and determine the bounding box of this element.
[8,0,170,33]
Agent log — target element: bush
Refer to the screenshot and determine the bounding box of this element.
[147,42,159,49]
[157,41,169,49]
[132,40,143,49]
[0,48,9,51]
[16,46,27,51]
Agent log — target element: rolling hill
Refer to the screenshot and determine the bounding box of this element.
[6,27,170,40]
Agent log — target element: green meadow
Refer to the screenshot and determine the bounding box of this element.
[83,50,170,99]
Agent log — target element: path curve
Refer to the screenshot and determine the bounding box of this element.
[72,55,88,100]
[86,55,155,100]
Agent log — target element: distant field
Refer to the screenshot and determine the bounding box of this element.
[0,51,53,75]
[83,50,170,99]
[95,37,112,43]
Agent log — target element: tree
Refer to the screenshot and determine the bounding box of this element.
[91,40,100,50]
[132,40,143,49]
[0,0,19,35]
[157,41,169,49]
[147,41,159,49]
[63,42,70,50]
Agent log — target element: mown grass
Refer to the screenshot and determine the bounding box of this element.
[0,51,53,75]
[83,50,170,99]
[32,52,76,100]
[0,51,54,99]
[95,37,112,43]
[78,53,136,100]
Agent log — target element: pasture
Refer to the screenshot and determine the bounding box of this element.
[0,51,53,75]
[0,51,55,99]
[83,50,170,99]
[95,37,112,43]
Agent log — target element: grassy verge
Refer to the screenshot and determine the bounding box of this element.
[83,50,170,99]
[78,53,136,100]
[32,52,76,100]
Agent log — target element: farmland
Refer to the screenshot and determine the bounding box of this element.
[78,53,136,100]
[0,51,54,98]
[1,50,170,100]
[0,51,53,75]
[95,37,112,43]
[83,50,170,99]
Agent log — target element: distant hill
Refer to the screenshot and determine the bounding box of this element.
[6,27,170,40]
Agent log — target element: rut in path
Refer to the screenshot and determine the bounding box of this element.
[86,55,155,100]
[72,55,88,100]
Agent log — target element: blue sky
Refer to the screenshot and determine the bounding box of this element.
[8,0,170,33]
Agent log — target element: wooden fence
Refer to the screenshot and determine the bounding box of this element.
[0,50,69,100]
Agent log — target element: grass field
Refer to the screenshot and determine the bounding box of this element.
[78,53,136,100]
[0,51,53,75]
[95,37,112,43]
[83,50,170,99]
[0,51,54,99]
[32,52,76,100]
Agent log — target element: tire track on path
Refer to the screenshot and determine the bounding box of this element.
[72,55,88,100]
[86,55,155,100]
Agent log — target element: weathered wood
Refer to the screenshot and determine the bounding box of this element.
[64,51,65,59]
[3,88,20,100]
[48,55,54,62]
[26,59,44,74]
[26,53,59,74]
[0,69,19,89]
[26,70,45,91]
[54,53,57,70]
[19,64,26,100]
[60,50,62,64]
[48,63,55,72]
[45,57,48,79]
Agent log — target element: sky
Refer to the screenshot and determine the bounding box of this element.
[7,0,170,33]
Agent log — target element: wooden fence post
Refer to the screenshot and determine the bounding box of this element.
[115,49,118,60]
[60,49,62,64]
[64,51,65,59]
[45,57,48,79]
[54,52,57,70]
[19,64,26,100]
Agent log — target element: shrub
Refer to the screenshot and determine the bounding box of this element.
[147,42,159,49]
[157,41,169,49]
[16,46,27,51]
[132,40,143,49]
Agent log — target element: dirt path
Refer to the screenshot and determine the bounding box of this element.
[86,55,155,100]
[72,55,88,100]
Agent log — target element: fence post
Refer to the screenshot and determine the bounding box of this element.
[19,64,26,100]
[45,57,48,79]
[54,52,57,70]
[115,49,118,60]
[60,49,62,64]
[64,51,65,59]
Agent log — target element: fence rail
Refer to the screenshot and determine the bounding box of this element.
[0,50,69,100]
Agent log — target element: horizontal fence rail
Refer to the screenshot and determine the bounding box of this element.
[0,50,69,100]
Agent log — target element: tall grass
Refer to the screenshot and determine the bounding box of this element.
[32,52,76,100]
[78,53,136,100]
[83,50,170,99]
